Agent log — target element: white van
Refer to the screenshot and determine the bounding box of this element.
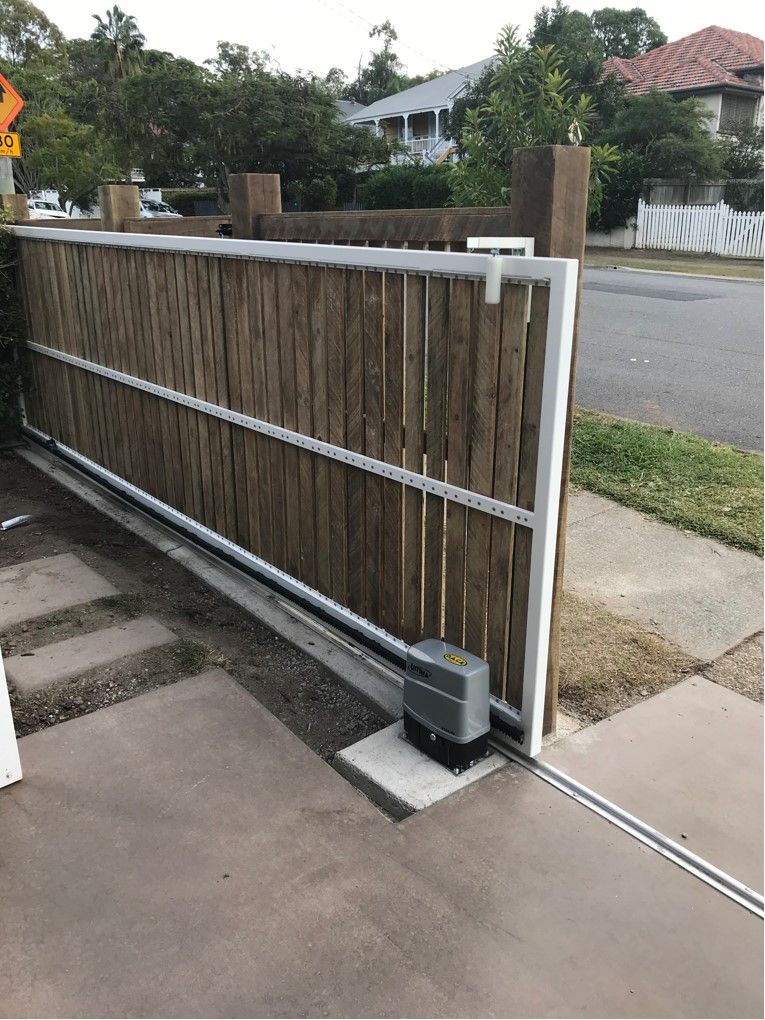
[27,198,69,219]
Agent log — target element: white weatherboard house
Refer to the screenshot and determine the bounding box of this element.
[343,57,494,164]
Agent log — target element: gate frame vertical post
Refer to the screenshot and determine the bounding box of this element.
[228,173,282,239]
[1,653,22,788]
[508,144,591,735]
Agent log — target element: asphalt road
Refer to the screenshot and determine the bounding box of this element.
[577,268,764,451]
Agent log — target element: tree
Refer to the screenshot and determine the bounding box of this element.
[602,89,724,178]
[90,4,145,79]
[450,27,619,213]
[590,7,667,58]
[445,61,495,149]
[13,111,119,210]
[113,55,211,185]
[527,1,603,90]
[718,123,764,180]
[198,43,388,205]
[0,0,63,68]
[345,20,410,106]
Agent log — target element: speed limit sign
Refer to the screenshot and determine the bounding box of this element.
[0,131,21,157]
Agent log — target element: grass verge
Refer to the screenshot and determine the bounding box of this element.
[585,248,763,279]
[571,410,764,555]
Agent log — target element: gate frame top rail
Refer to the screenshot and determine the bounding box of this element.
[15,226,579,757]
[12,225,566,287]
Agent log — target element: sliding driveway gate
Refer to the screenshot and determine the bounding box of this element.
[15,226,577,756]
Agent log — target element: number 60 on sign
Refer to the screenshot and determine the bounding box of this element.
[0,132,21,157]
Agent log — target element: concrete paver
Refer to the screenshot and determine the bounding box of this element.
[5,616,177,693]
[543,676,764,892]
[0,553,117,630]
[565,492,763,660]
[1,671,761,1018]
[334,720,506,818]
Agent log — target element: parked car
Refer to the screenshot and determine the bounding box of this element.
[27,198,69,219]
[140,199,182,218]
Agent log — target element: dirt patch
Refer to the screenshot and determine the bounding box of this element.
[702,632,763,702]
[1,448,386,759]
[559,591,699,722]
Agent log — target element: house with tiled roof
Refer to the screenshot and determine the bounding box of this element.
[603,25,763,135]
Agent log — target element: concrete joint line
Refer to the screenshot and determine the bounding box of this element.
[493,736,765,919]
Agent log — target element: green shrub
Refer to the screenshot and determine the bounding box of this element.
[159,188,221,215]
[288,175,338,211]
[590,149,645,230]
[361,163,452,209]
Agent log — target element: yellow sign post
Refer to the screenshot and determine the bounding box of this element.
[0,132,21,158]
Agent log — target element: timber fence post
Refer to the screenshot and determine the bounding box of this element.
[98,184,140,232]
[508,144,590,734]
[228,173,282,239]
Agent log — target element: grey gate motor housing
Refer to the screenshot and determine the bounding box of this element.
[404,639,490,772]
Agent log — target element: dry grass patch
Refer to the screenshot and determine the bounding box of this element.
[559,591,699,722]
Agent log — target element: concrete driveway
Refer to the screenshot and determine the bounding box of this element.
[1,672,761,1018]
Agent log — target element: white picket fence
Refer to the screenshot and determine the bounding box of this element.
[635,199,764,258]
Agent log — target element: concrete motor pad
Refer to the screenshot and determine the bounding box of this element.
[333,720,506,818]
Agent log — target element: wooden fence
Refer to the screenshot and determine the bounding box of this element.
[13,149,590,739]
[636,199,764,258]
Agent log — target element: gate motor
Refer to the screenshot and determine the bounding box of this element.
[404,639,490,773]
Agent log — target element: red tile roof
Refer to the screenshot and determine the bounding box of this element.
[603,25,764,95]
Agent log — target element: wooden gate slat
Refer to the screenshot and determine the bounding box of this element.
[345,268,366,615]
[309,267,331,597]
[275,263,301,580]
[443,277,474,647]
[381,271,405,636]
[506,287,549,706]
[259,262,288,574]
[486,284,530,699]
[363,270,384,626]
[291,263,317,590]
[423,276,449,638]
[244,260,275,565]
[463,289,502,658]
[402,274,426,644]
[325,268,349,605]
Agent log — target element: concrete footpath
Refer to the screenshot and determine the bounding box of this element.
[1,672,762,1019]
[566,489,763,666]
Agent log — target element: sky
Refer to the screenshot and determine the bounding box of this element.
[36,0,764,78]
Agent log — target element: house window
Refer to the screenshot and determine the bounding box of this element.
[719,93,758,133]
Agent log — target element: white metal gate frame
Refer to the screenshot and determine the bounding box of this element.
[14,226,579,757]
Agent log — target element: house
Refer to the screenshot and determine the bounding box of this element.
[342,57,494,164]
[603,25,764,135]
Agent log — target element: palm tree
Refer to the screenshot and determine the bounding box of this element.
[91,6,145,79]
